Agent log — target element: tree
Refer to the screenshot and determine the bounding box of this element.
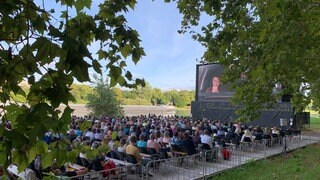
[70,84,94,104]
[174,0,320,119]
[86,75,123,117]
[134,82,153,101]
[179,90,194,106]
[151,88,163,105]
[0,0,145,171]
[112,87,123,102]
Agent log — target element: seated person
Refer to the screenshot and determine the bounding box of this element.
[272,127,280,138]
[154,130,163,145]
[117,138,127,153]
[137,134,147,148]
[200,130,214,149]
[126,135,151,166]
[225,128,235,142]
[94,129,104,141]
[217,129,225,138]
[241,129,253,143]
[147,134,161,153]
[192,130,201,147]
[162,131,172,145]
[126,135,153,176]
[262,127,272,139]
[252,127,263,140]
[182,132,197,155]
[171,131,183,146]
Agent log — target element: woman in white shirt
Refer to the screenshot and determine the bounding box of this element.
[241,129,253,142]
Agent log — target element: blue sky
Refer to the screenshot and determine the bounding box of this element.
[123,1,205,90]
[36,0,206,90]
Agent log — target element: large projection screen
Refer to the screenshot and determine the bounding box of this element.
[196,63,234,101]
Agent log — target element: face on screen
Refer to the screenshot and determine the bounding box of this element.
[212,77,220,88]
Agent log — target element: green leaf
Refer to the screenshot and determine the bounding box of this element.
[67,150,79,161]
[0,92,10,103]
[92,59,102,74]
[32,37,52,61]
[79,120,92,132]
[28,75,35,85]
[117,76,126,86]
[119,61,127,68]
[28,141,48,163]
[52,148,68,165]
[86,149,98,160]
[74,0,92,13]
[125,71,132,81]
[132,47,145,64]
[121,44,132,58]
[42,152,54,168]
[128,1,136,10]
[71,60,91,82]
[5,104,26,123]
[48,25,63,37]
[0,149,6,165]
[135,78,145,87]
[58,106,73,132]
[12,151,29,172]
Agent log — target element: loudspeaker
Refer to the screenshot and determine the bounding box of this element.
[280,118,288,126]
[295,112,310,125]
[281,94,292,102]
[301,112,310,124]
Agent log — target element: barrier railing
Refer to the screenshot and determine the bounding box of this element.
[53,134,319,180]
[54,163,142,180]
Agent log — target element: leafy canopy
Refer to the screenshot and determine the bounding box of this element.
[0,0,144,171]
[174,0,320,119]
[2,0,319,172]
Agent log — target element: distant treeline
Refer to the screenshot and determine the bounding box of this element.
[72,83,195,107]
[13,83,195,108]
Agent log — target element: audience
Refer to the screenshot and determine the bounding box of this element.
[2,113,300,179]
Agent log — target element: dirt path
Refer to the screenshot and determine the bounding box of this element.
[64,104,176,117]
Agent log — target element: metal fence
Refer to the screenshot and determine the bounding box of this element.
[54,134,320,180]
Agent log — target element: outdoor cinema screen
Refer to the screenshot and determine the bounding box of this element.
[196,63,235,101]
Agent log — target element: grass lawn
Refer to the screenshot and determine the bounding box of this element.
[310,115,320,130]
[212,143,320,180]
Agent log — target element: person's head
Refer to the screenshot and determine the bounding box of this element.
[244,129,251,136]
[129,135,137,144]
[164,131,170,138]
[235,128,241,135]
[102,135,111,145]
[139,134,146,141]
[155,130,161,138]
[204,129,209,135]
[120,138,126,145]
[183,132,189,139]
[212,76,220,88]
[149,134,155,140]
